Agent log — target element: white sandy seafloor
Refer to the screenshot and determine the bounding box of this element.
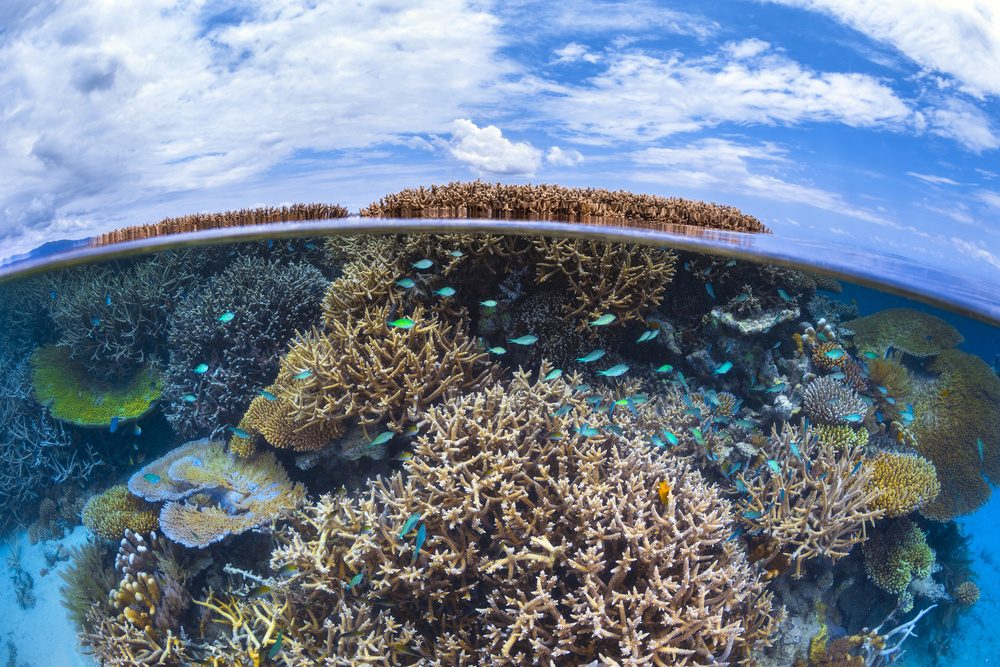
[1,526,98,667]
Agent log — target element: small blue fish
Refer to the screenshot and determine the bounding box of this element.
[543,369,563,381]
[690,427,705,444]
[655,364,673,373]
[790,442,800,459]
[817,332,828,342]
[305,243,316,249]
[399,513,421,538]
[134,425,141,435]
[269,632,283,660]
[551,405,574,416]
[663,432,678,446]
[734,293,748,303]
[348,573,363,589]
[824,348,845,360]
[779,489,785,504]
[843,414,863,423]
[676,371,690,391]
[259,390,277,400]
[606,424,624,437]
[448,250,464,257]
[637,330,654,343]
[182,394,197,402]
[369,431,394,447]
[577,425,601,437]
[395,278,416,288]
[703,267,712,276]
[434,287,456,297]
[877,386,888,394]
[576,349,606,363]
[412,524,426,564]
[294,370,312,379]
[850,461,863,476]
[713,361,733,375]
[626,397,639,417]
[597,364,629,377]
[978,438,984,460]
[412,259,434,269]
[50,290,57,298]
[585,396,603,404]
[572,384,591,392]
[594,404,613,414]
[589,314,616,326]
[194,363,209,373]
[725,528,742,543]
[725,343,734,353]
[885,397,896,404]
[218,312,235,322]
[389,318,416,329]
[885,346,895,359]
[508,335,538,345]
[229,426,252,439]
[651,435,665,447]
[110,417,118,433]
[744,510,762,519]
[765,383,786,393]
[767,460,781,475]
[830,371,847,380]
[143,473,160,484]
[726,259,736,267]
[487,347,506,354]
[725,462,743,477]
[480,300,498,307]
[105,295,112,306]
[706,284,715,299]
[735,478,748,494]
[777,289,792,301]
[91,318,100,325]
[864,351,879,359]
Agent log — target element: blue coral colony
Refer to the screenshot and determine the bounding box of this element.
[1,192,992,665]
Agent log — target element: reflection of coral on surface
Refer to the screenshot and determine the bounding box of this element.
[863,518,935,595]
[128,438,306,548]
[30,344,162,427]
[81,485,160,541]
[845,308,963,358]
[867,451,940,518]
[237,364,782,665]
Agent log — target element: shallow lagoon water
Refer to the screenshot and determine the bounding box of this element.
[0,222,998,666]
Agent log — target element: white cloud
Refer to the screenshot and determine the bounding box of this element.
[952,237,1000,271]
[0,0,509,253]
[977,190,1000,209]
[906,172,963,186]
[723,38,772,60]
[545,146,584,167]
[923,100,1000,151]
[446,119,542,176]
[764,0,1000,97]
[554,43,600,64]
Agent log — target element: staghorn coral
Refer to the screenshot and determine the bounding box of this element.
[321,235,406,327]
[954,581,979,606]
[814,424,869,450]
[128,438,307,548]
[280,303,500,431]
[863,518,935,595]
[739,422,883,577]
[532,237,676,326]
[82,485,160,541]
[162,256,328,439]
[399,232,534,277]
[867,451,940,518]
[909,348,1000,521]
[362,180,771,232]
[802,376,870,426]
[30,345,162,428]
[213,364,782,665]
[844,308,963,358]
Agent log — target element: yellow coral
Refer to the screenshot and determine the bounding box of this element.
[955,581,980,606]
[81,485,159,541]
[867,452,940,518]
[863,518,935,595]
[30,345,161,427]
[814,424,869,450]
[232,384,343,456]
[812,342,848,370]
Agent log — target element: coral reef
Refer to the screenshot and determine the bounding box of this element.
[802,376,870,426]
[60,542,118,634]
[82,485,160,541]
[813,424,869,451]
[362,180,771,232]
[128,438,307,547]
[230,383,345,458]
[953,581,979,606]
[862,518,935,595]
[844,309,963,358]
[909,348,1000,520]
[739,422,883,577]
[209,365,781,665]
[867,452,940,518]
[162,256,328,439]
[30,344,162,428]
[864,351,912,422]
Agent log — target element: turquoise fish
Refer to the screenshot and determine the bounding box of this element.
[413,524,426,564]
[508,335,538,345]
[589,314,616,326]
[399,513,421,538]
[542,369,563,381]
[228,426,251,439]
[597,364,629,377]
[411,259,434,269]
[218,312,236,322]
[480,300,498,307]
[713,361,733,375]
[395,278,416,288]
[434,287,456,297]
[369,431,393,447]
[194,363,208,373]
[389,318,416,329]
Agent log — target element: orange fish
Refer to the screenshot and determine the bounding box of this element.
[940,390,950,397]
[657,481,671,505]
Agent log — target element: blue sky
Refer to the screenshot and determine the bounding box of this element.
[1,0,998,281]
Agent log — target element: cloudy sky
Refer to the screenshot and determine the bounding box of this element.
[1,0,999,282]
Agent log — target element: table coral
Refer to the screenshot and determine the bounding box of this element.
[844,308,963,358]
[82,485,159,541]
[867,451,940,518]
[128,438,306,548]
[30,345,162,427]
[909,348,1000,521]
[862,518,935,595]
[739,422,884,577]
[224,364,781,665]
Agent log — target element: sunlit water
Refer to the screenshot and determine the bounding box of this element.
[1,227,997,666]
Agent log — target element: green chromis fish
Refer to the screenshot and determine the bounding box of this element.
[637,330,654,343]
[706,284,715,299]
[864,351,879,359]
[268,631,283,659]
[434,287,456,297]
[572,384,591,392]
[655,364,673,373]
[389,318,416,329]
[726,259,736,266]
[734,293,748,302]
[293,370,312,379]
[413,524,426,564]
[228,426,251,438]
[767,460,782,475]
[218,312,235,322]
[597,364,629,377]
[194,363,209,373]
[399,513,421,538]
[508,335,538,345]
[577,425,601,437]
[735,478,748,494]
[448,249,464,257]
[765,382,786,393]
[542,369,563,381]
[713,361,733,375]
[143,473,160,484]
[480,300,498,307]
[551,405,573,416]
[606,424,624,437]
[258,390,277,400]
[777,289,792,301]
[843,414,863,422]
[589,313,616,326]
[182,394,197,402]
[725,528,742,543]
[411,259,434,269]
[488,346,506,354]
[978,438,984,460]
[743,510,762,520]
[369,431,394,447]
[347,572,363,589]
[395,278,416,288]
[575,349,606,363]
[663,432,678,446]
[850,461,863,476]
[824,348,845,360]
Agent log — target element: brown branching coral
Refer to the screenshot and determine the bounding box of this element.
[230,382,344,458]
[532,236,677,325]
[280,303,500,430]
[320,234,406,327]
[738,422,884,577]
[223,364,781,666]
[865,351,912,422]
[82,485,160,541]
[362,180,771,233]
